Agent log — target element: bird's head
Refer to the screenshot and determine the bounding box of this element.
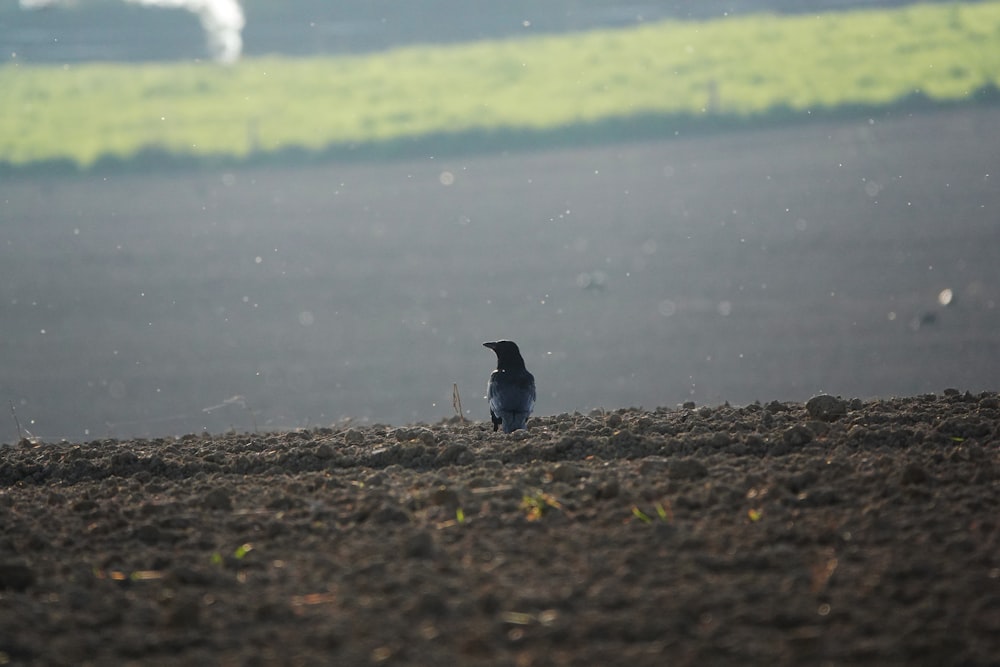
[483,340,526,370]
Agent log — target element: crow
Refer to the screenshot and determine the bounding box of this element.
[483,340,536,433]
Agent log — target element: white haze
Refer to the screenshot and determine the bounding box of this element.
[126,0,244,63]
[18,0,245,63]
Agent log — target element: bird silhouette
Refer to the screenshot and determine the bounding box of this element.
[483,340,536,433]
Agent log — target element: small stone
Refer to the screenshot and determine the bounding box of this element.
[344,429,365,445]
[806,395,848,421]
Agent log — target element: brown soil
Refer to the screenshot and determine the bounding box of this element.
[2,391,998,666]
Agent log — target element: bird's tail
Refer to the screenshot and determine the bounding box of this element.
[501,411,530,433]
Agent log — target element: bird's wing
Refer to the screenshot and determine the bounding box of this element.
[489,370,534,414]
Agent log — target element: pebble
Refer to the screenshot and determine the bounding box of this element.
[806,395,849,421]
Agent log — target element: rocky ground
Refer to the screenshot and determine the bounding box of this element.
[1,391,999,666]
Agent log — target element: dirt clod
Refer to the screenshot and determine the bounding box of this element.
[806,394,849,421]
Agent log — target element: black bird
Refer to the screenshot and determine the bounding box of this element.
[483,340,536,433]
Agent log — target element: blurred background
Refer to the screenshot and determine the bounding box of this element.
[2,0,998,441]
[6,0,936,63]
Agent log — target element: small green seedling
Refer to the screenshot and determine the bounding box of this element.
[211,543,254,566]
[631,506,653,523]
[521,491,562,521]
[632,502,673,524]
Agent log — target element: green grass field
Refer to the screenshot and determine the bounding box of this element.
[2,1,999,168]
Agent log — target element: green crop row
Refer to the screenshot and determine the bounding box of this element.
[2,1,999,167]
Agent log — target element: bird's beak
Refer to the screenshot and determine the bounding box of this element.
[483,342,497,350]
